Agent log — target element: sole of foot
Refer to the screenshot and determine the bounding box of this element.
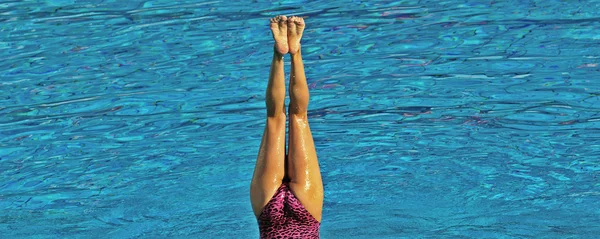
[287,16,305,55]
[270,15,289,55]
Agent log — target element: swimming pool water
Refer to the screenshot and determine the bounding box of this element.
[1,0,599,238]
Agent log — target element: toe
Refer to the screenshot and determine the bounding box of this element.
[279,15,287,25]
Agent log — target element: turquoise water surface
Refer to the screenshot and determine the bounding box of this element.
[1,0,600,238]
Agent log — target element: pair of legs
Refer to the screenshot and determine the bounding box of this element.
[250,16,324,222]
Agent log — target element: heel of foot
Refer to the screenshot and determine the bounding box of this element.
[289,43,301,55]
[274,43,288,55]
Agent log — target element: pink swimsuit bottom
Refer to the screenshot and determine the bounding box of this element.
[257,180,321,239]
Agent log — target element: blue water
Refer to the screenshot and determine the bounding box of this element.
[1,0,600,238]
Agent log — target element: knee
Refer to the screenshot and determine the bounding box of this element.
[267,113,287,126]
[267,105,287,118]
[289,105,308,116]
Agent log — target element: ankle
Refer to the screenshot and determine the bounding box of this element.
[273,49,284,60]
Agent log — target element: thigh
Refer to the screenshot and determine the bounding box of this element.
[250,116,286,219]
[287,114,324,222]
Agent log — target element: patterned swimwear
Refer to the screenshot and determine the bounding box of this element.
[257,179,321,239]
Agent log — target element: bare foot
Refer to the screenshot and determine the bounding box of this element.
[287,16,305,55]
[270,16,288,55]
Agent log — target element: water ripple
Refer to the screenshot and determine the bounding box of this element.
[1,0,600,238]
